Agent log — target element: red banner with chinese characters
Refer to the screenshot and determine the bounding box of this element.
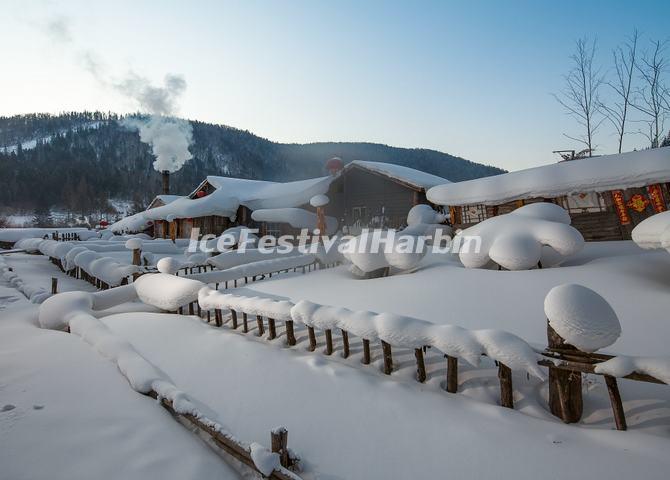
[612,190,631,225]
[647,184,667,213]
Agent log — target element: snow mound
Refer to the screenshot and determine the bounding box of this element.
[125,238,143,250]
[207,248,287,270]
[249,443,280,476]
[310,194,329,207]
[190,254,315,284]
[407,204,446,226]
[457,203,584,270]
[134,274,205,311]
[0,257,51,303]
[342,231,426,274]
[157,257,185,275]
[544,284,621,352]
[632,211,670,252]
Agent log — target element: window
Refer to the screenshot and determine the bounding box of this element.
[351,206,368,224]
[561,192,607,213]
[264,222,282,238]
[461,204,488,224]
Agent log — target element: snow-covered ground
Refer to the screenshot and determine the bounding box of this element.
[1,239,670,478]
[0,269,241,479]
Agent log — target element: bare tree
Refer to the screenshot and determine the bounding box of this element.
[632,39,670,148]
[554,38,605,156]
[601,30,638,153]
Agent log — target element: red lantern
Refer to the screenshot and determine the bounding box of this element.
[326,156,344,175]
[196,190,207,198]
[99,220,109,227]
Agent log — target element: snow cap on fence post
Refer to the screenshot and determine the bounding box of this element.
[544,283,621,352]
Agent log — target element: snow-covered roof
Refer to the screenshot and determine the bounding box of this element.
[111,175,333,232]
[427,147,670,206]
[347,160,450,190]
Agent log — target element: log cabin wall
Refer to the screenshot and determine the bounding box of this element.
[331,167,430,231]
[448,182,669,241]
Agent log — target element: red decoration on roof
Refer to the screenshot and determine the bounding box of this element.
[326,156,344,174]
[196,190,207,198]
[99,220,109,226]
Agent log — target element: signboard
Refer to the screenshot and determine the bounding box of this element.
[611,190,631,225]
[647,184,667,213]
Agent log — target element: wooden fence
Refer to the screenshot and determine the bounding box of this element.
[183,299,667,432]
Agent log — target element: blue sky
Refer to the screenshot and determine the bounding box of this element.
[1,0,668,171]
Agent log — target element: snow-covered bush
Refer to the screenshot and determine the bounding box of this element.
[544,284,621,352]
[457,203,584,270]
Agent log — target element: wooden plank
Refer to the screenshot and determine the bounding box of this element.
[147,391,300,480]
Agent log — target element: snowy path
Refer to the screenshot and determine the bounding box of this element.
[102,312,670,480]
[0,304,243,480]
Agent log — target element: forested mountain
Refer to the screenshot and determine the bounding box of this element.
[0,112,504,217]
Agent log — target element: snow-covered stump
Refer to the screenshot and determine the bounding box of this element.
[544,284,622,425]
[270,427,291,470]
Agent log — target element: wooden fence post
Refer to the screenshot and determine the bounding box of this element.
[242,312,248,332]
[324,329,333,355]
[256,315,265,336]
[285,320,296,346]
[381,341,393,375]
[362,339,371,365]
[414,348,427,383]
[307,326,317,351]
[270,427,290,469]
[547,321,583,423]
[446,355,458,393]
[215,309,223,327]
[268,318,277,340]
[498,362,514,409]
[604,375,627,431]
[231,310,238,329]
[51,277,58,294]
[341,330,350,358]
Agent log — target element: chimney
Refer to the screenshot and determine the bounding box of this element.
[162,170,170,195]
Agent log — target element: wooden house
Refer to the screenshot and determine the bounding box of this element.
[326,160,449,234]
[427,147,670,241]
[111,159,450,239]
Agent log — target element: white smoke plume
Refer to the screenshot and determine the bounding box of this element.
[41,14,194,173]
[118,73,193,173]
